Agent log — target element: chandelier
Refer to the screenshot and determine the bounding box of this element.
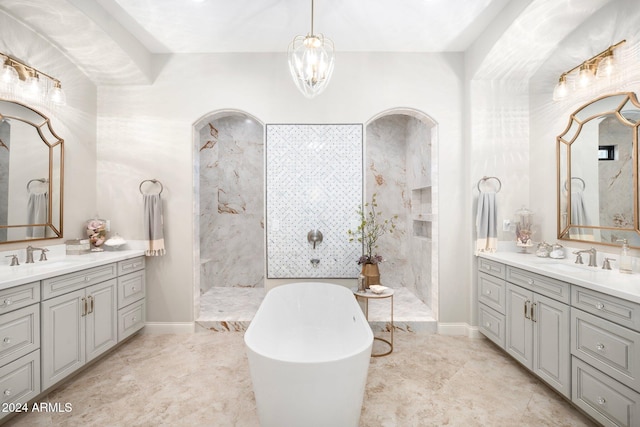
[552,40,626,101]
[287,0,335,98]
[0,52,66,107]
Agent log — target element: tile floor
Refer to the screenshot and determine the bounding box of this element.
[4,331,597,427]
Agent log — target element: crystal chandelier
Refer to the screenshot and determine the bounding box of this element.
[288,0,335,98]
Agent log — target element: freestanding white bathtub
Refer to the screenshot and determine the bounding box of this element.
[244,282,373,427]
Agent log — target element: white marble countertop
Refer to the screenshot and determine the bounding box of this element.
[478,250,640,304]
[0,249,145,291]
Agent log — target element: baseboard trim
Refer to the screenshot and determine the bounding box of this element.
[143,322,195,334]
[437,322,484,339]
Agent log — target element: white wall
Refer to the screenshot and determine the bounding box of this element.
[530,0,640,255]
[0,10,97,251]
[96,52,466,324]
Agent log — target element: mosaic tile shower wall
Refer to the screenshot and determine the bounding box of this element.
[266,124,363,278]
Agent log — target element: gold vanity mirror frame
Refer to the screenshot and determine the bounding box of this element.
[557,92,640,248]
[0,98,64,244]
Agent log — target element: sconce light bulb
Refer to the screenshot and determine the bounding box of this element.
[48,81,67,106]
[578,63,594,88]
[596,51,615,79]
[552,75,568,101]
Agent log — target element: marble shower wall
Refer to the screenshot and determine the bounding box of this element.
[366,115,432,306]
[598,116,639,245]
[266,124,362,278]
[199,115,264,293]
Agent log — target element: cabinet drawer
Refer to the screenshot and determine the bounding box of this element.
[0,305,39,367]
[478,258,505,280]
[0,350,40,410]
[573,357,640,427]
[572,308,640,392]
[0,282,40,315]
[506,266,570,304]
[478,304,505,349]
[118,257,145,276]
[42,263,117,300]
[478,272,505,314]
[117,270,145,309]
[118,299,145,342]
[573,286,640,333]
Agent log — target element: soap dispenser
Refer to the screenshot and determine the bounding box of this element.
[617,239,633,274]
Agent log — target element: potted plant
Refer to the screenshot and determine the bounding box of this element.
[347,193,397,288]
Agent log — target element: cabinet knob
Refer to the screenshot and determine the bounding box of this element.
[527,279,534,285]
[132,316,137,322]
[595,302,605,310]
[84,276,91,282]
[3,298,11,306]
[597,397,606,405]
[596,343,605,351]
[3,389,10,396]
[485,265,490,270]
[2,337,10,345]
[485,290,491,295]
[485,322,491,328]
[132,286,136,292]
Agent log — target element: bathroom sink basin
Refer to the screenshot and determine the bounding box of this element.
[534,261,603,274]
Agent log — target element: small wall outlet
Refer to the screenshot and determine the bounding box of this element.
[502,219,511,231]
[106,219,111,232]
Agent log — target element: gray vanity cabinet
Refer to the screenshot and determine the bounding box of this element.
[505,282,571,397]
[41,278,117,390]
[478,260,571,399]
[570,286,640,427]
[0,282,40,419]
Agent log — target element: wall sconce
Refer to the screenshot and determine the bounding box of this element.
[0,52,66,106]
[553,40,626,101]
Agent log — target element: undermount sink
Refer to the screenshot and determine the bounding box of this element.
[533,260,604,273]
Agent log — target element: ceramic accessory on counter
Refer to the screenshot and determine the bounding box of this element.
[65,239,90,255]
[549,243,566,259]
[104,233,127,250]
[535,242,552,258]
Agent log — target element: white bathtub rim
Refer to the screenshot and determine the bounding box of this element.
[244,282,374,364]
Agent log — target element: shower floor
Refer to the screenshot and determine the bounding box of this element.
[196,286,436,333]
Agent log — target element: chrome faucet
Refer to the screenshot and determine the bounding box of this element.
[574,247,597,267]
[25,245,46,264]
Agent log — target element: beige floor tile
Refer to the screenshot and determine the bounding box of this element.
[4,332,597,427]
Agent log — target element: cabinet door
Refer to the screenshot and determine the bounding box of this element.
[41,289,86,390]
[506,283,533,369]
[533,293,570,398]
[86,279,118,363]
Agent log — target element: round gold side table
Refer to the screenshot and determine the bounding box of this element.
[353,288,394,357]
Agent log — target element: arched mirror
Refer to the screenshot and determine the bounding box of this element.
[557,92,639,248]
[0,99,63,243]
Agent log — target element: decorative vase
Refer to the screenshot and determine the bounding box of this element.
[362,263,381,288]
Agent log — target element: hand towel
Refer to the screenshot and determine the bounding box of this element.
[26,192,48,238]
[475,191,498,255]
[569,190,593,240]
[144,193,166,256]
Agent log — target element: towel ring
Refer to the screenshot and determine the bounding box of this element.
[564,177,586,192]
[477,176,501,193]
[26,178,48,192]
[139,179,163,195]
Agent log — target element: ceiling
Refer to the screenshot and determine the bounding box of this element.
[92,0,512,54]
[0,0,618,85]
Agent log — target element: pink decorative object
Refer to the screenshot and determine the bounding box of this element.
[86,218,107,251]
